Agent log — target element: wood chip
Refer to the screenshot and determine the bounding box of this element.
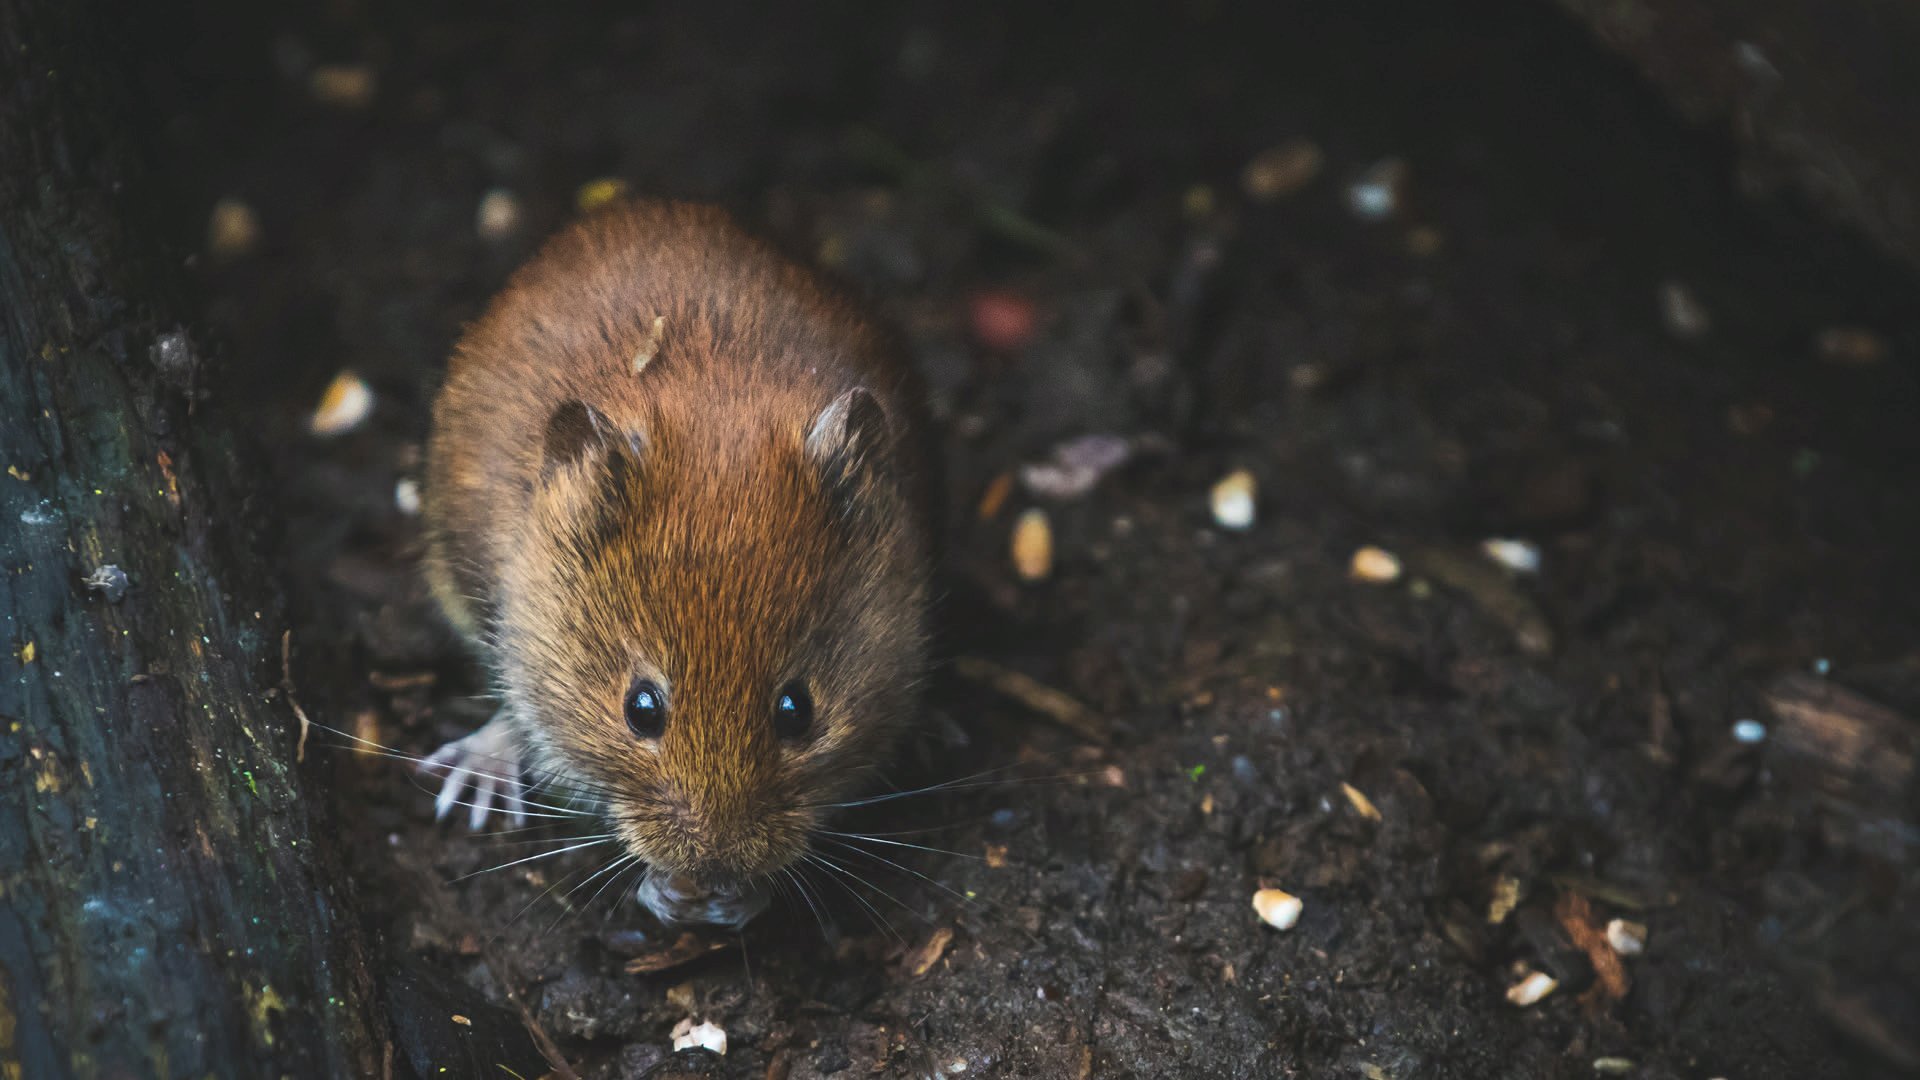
[622,931,731,975]
[1340,782,1382,822]
[953,656,1108,745]
[906,926,954,976]
[1763,672,1916,807]
[1555,893,1630,1001]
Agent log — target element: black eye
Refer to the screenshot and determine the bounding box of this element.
[626,679,667,739]
[773,682,813,740]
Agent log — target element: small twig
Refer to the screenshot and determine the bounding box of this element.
[953,656,1109,746]
[281,629,312,763]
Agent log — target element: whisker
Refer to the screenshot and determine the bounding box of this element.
[820,837,978,909]
[781,864,833,944]
[807,849,934,930]
[818,832,985,861]
[545,853,639,934]
[804,852,903,945]
[451,837,613,882]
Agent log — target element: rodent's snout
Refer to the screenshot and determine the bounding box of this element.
[635,867,769,928]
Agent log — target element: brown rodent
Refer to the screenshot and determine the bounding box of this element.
[420,199,932,926]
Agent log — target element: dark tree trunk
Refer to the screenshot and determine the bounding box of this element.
[0,1,389,1074]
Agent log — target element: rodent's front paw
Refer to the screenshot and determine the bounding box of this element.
[418,716,529,830]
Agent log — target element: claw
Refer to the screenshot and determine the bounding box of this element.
[419,713,526,831]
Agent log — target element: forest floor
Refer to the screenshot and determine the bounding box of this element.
[158,0,1920,1076]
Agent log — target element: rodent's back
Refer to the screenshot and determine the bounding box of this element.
[423,199,930,646]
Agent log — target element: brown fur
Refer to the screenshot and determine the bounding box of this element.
[423,199,931,888]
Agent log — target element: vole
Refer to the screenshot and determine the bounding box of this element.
[420,199,932,926]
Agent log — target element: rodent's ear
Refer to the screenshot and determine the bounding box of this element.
[542,399,640,476]
[805,387,893,497]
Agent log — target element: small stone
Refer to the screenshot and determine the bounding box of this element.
[1210,469,1257,530]
[1346,158,1407,221]
[1011,508,1053,581]
[1252,888,1303,930]
[1242,139,1324,202]
[1480,538,1541,574]
[1349,545,1402,584]
[575,177,630,214]
[83,564,130,604]
[670,1017,727,1055]
[1604,918,1646,956]
[1814,325,1887,366]
[1505,970,1558,1007]
[1731,719,1767,744]
[207,198,261,261]
[308,64,376,107]
[1658,280,1711,340]
[475,188,521,241]
[394,478,422,516]
[309,371,373,437]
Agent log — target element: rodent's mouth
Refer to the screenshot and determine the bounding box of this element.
[634,867,770,928]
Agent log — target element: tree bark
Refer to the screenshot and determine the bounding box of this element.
[0,0,388,1074]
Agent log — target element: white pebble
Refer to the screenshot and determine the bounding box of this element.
[1210,469,1257,530]
[1505,970,1558,1007]
[309,371,373,437]
[1480,538,1541,574]
[1605,918,1647,956]
[1346,158,1407,221]
[1252,888,1303,930]
[1349,545,1402,584]
[670,1017,727,1055]
[394,478,422,515]
[475,188,521,241]
[1732,719,1767,744]
[1658,280,1711,340]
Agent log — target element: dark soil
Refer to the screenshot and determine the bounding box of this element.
[153,0,1920,1076]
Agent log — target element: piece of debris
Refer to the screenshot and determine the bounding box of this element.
[83,564,130,603]
[1763,672,1917,809]
[1658,280,1711,339]
[450,1014,472,1027]
[1480,538,1541,575]
[1020,434,1132,499]
[1487,877,1522,925]
[1814,326,1888,367]
[1731,719,1767,744]
[207,198,261,261]
[1591,1058,1635,1075]
[1349,545,1402,584]
[1346,158,1407,221]
[968,288,1039,353]
[984,843,1008,868]
[1241,139,1324,201]
[1554,893,1630,1000]
[952,656,1108,745]
[1252,888,1303,930]
[670,1017,727,1056]
[976,472,1014,520]
[575,177,629,213]
[309,63,376,107]
[906,926,955,976]
[1011,508,1053,581]
[622,931,732,975]
[631,314,666,374]
[1340,782,1382,822]
[1505,970,1558,1007]
[1412,547,1554,655]
[476,188,521,241]
[394,478,422,516]
[1210,469,1257,530]
[1605,919,1646,956]
[309,371,373,437]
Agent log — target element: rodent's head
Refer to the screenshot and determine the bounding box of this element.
[499,386,927,926]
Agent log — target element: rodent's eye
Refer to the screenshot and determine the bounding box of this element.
[626,679,667,740]
[773,681,813,741]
